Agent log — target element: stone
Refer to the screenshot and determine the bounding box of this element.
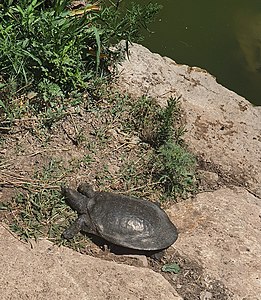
[122,254,149,268]
[168,187,261,300]
[116,43,261,197]
[0,223,182,300]
[200,291,213,300]
[197,170,219,190]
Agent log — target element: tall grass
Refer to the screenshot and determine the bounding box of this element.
[0,0,161,111]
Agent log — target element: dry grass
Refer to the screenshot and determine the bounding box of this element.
[0,89,196,245]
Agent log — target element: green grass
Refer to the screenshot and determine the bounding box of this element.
[0,93,197,247]
[8,189,69,241]
[128,96,182,147]
[0,0,161,118]
[154,142,196,197]
[2,158,70,241]
[1,157,90,250]
[127,96,196,199]
[4,188,90,251]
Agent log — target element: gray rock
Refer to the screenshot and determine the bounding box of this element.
[197,170,219,190]
[116,43,261,299]
[200,291,213,300]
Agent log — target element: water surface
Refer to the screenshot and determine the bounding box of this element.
[133,0,261,105]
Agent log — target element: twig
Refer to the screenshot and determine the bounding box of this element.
[0,117,38,124]
[27,148,70,157]
[69,112,79,136]
[0,171,42,182]
[0,148,70,169]
[121,181,161,194]
[0,127,11,132]
[62,124,77,145]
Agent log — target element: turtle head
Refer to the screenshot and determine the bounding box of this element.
[61,186,90,214]
[77,182,95,199]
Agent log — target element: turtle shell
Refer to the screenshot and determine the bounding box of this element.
[88,191,178,251]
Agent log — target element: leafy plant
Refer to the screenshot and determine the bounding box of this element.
[125,95,196,198]
[129,96,181,147]
[0,0,161,114]
[99,1,161,45]
[154,141,196,197]
[162,262,181,273]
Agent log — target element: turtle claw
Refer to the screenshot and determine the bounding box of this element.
[62,229,75,240]
[62,215,86,239]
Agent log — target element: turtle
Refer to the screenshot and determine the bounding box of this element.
[61,183,178,252]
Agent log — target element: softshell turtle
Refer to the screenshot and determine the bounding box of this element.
[62,183,178,251]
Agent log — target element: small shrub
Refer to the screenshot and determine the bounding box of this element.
[154,141,196,197]
[125,95,196,199]
[129,96,181,147]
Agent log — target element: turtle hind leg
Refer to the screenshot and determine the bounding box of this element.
[62,215,86,239]
[150,250,165,261]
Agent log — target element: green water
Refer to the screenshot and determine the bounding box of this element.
[134,0,261,106]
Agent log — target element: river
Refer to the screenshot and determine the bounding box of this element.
[131,0,261,106]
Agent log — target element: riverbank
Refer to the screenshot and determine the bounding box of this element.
[115,43,261,299]
[1,43,260,299]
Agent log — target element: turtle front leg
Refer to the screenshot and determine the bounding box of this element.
[62,215,86,239]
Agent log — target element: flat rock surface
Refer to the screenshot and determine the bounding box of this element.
[168,187,261,300]
[116,43,261,197]
[0,223,182,300]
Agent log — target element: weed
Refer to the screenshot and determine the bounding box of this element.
[0,0,161,117]
[95,170,114,189]
[118,160,145,192]
[39,106,66,129]
[70,154,94,170]
[162,262,181,273]
[34,159,64,182]
[37,79,65,107]
[93,127,109,143]
[1,156,91,249]
[123,95,196,199]
[81,154,93,165]
[129,96,181,147]
[153,141,196,198]
[3,187,91,251]
[7,189,70,241]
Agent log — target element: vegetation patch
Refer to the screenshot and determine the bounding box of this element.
[0,0,161,116]
[1,92,196,247]
[0,0,196,250]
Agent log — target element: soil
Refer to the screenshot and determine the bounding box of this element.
[0,93,230,299]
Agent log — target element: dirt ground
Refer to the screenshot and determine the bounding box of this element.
[0,92,231,299]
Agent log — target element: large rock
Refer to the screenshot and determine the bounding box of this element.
[116,43,261,299]
[0,223,182,300]
[168,187,261,300]
[116,43,261,197]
